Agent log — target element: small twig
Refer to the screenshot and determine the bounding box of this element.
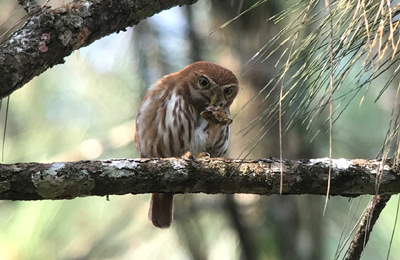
[344,195,391,260]
[2,96,9,162]
[386,195,400,260]
[41,0,50,8]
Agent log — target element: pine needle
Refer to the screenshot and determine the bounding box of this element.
[237,0,400,163]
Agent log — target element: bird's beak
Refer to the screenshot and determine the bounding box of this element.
[209,91,218,106]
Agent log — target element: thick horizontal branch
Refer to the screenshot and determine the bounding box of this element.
[0,157,399,200]
[0,0,198,99]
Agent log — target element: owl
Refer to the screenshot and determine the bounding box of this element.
[135,61,238,228]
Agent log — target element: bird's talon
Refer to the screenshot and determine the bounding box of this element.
[196,152,211,158]
[182,151,210,160]
[182,151,194,160]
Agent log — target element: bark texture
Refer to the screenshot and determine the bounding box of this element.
[0,0,198,99]
[1,157,399,200]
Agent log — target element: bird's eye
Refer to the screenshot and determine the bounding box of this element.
[199,78,209,87]
[224,87,233,95]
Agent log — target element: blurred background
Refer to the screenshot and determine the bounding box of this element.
[0,0,399,259]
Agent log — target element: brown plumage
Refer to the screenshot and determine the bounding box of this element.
[135,61,239,228]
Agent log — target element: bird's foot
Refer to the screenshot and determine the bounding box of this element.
[196,152,211,158]
[182,151,194,160]
[182,151,210,160]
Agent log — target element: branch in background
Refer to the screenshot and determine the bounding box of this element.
[224,195,258,260]
[344,195,391,260]
[0,0,198,99]
[0,157,399,200]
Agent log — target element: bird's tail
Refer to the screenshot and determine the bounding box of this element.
[148,193,174,229]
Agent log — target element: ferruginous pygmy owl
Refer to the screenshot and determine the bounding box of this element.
[135,61,239,229]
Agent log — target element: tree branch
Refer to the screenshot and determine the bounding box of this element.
[17,0,40,14]
[1,157,399,200]
[0,0,198,99]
